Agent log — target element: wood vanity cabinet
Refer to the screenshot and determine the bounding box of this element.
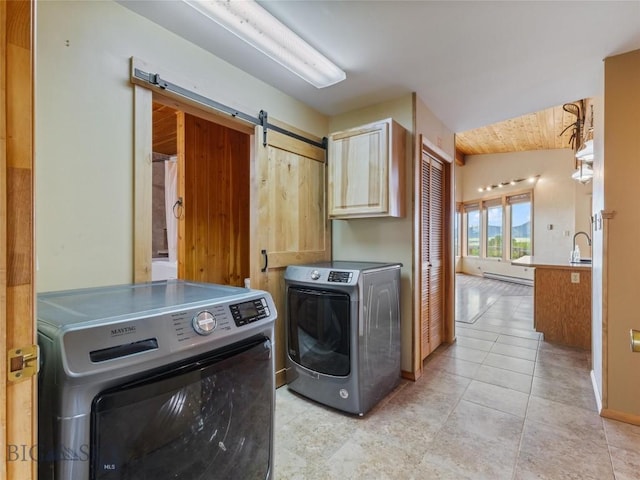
[328,118,406,219]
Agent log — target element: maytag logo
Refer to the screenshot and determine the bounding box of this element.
[110,326,136,337]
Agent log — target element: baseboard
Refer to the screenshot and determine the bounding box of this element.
[483,271,534,287]
[401,370,419,381]
[590,369,603,413]
[600,408,640,427]
[275,368,287,388]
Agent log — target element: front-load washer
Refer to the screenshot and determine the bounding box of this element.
[284,261,401,415]
[37,280,276,480]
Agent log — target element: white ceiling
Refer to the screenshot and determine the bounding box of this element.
[119,0,640,133]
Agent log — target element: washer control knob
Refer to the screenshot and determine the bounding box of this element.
[192,311,216,335]
[310,270,321,280]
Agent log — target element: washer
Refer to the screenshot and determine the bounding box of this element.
[37,280,276,480]
[284,261,401,415]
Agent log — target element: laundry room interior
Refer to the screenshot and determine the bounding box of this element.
[4,1,640,479]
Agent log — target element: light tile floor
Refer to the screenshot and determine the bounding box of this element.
[274,275,640,479]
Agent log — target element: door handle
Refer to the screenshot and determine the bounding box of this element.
[261,249,268,273]
[631,329,640,352]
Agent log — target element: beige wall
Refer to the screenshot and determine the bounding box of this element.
[603,49,640,418]
[458,149,591,280]
[36,0,328,292]
[329,94,455,373]
[329,94,415,372]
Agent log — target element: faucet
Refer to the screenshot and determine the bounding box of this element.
[572,231,592,252]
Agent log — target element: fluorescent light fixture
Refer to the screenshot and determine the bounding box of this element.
[572,163,594,184]
[183,0,346,88]
[576,139,594,163]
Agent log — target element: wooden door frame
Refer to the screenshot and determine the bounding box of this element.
[2,0,37,478]
[132,61,255,283]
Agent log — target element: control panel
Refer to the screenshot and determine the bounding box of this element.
[328,271,353,283]
[230,297,271,326]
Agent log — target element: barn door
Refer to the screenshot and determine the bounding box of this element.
[251,126,331,386]
[2,1,37,478]
[420,144,445,360]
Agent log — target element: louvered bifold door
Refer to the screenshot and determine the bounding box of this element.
[421,149,445,360]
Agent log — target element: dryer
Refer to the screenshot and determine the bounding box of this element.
[284,261,401,415]
[37,280,276,480]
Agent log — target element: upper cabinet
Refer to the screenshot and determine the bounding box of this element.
[328,118,407,219]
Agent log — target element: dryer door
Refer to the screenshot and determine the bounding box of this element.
[89,336,273,480]
[287,286,351,376]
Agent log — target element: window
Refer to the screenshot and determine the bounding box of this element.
[465,204,480,256]
[462,191,533,260]
[486,202,503,258]
[509,193,532,259]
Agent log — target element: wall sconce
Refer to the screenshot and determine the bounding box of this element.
[183,0,346,88]
[478,175,539,193]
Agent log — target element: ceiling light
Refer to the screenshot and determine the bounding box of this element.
[572,163,594,184]
[576,139,594,163]
[183,0,346,88]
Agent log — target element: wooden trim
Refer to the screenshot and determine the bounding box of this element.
[130,57,257,135]
[1,2,8,476]
[176,111,186,280]
[463,187,534,207]
[412,134,422,376]
[600,210,614,409]
[266,129,325,163]
[401,370,420,381]
[454,146,465,166]
[422,134,454,165]
[600,408,640,427]
[153,91,254,136]
[275,368,287,388]
[3,1,37,477]
[133,85,153,283]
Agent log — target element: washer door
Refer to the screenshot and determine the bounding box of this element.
[287,286,351,376]
[90,336,273,480]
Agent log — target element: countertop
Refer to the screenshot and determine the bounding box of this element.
[511,255,592,270]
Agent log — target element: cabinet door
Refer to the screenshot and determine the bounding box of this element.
[251,127,331,387]
[328,119,404,218]
[329,121,388,217]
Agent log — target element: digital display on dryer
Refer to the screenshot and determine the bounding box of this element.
[238,302,259,319]
[230,298,269,326]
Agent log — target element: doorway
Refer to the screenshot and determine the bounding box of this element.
[150,100,251,286]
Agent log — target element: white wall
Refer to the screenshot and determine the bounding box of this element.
[458,149,591,280]
[36,0,328,292]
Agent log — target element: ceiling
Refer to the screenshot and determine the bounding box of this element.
[456,98,591,157]
[120,1,640,152]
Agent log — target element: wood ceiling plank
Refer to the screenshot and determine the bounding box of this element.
[456,99,590,156]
